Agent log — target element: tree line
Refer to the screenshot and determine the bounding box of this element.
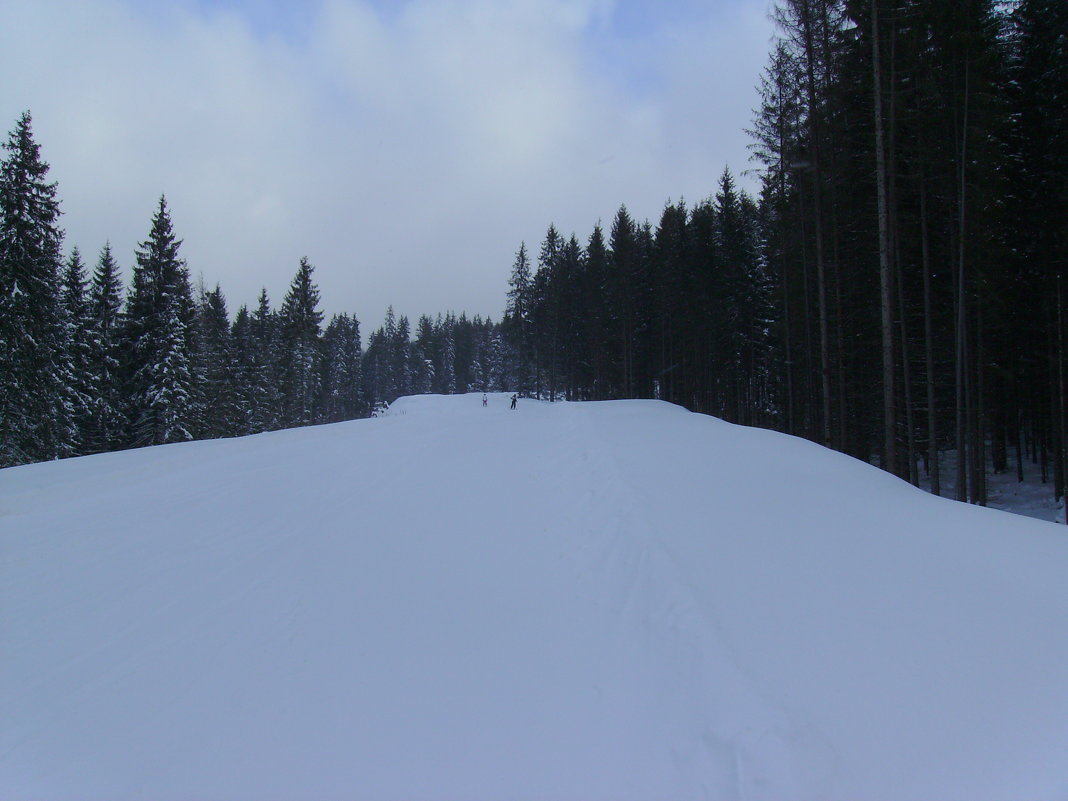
[502,171,775,427]
[0,111,509,468]
[748,0,1067,503]
[4,0,1065,512]
[504,0,1067,507]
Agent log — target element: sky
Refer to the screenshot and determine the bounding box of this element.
[0,0,775,329]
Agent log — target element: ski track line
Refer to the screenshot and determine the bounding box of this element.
[576,406,818,800]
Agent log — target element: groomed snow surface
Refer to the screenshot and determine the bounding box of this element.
[3,394,1068,800]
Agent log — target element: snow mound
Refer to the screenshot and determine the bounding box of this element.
[3,394,1067,800]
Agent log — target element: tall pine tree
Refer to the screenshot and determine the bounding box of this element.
[123,196,195,447]
[0,111,71,466]
[279,257,324,426]
[85,242,126,453]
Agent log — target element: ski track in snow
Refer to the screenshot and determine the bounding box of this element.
[3,393,1068,800]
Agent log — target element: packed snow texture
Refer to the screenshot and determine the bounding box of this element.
[3,394,1068,800]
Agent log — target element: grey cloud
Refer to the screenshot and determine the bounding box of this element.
[0,0,770,327]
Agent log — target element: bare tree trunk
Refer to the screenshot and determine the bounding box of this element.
[888,19,916,484]
[799,0,833,448]
[818,2,848,453]
[798,186,816,440]
[955,62,970,502]
[920,179,940,495]
[1056,275,1067,514]
[973,302,986,505]
[872,0,895,474]
[897,268,918,485]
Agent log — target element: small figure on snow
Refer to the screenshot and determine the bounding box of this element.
[510,393,518,410]
[482,394,488,407]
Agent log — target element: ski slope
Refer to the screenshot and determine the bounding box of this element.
[3,393,1068,800]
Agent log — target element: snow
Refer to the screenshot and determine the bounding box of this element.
[919,445,1066,524]
[3,393,1068,800]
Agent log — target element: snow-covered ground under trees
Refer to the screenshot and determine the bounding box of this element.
[918,445,1066,523]
[3,393,1068,800]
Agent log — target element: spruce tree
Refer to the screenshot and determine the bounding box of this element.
[250,287,282,431]
[336,312,364,418]
[60,247,94,451]
[279,257,323,426]
[533,225,563,399]
[321,312,363,421]
[412,315,437,394]
[194,284,238,438]
[608,205,640,397]
[0,111,71,466]
[85,242,125,452]
[123,196,195,447]
[378,305,399,402]
[440,314,457,394]
[505,243,532,394]
[230,304,257,435]
[394,314,412,399]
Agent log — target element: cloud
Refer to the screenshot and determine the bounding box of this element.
[0,0,771,328]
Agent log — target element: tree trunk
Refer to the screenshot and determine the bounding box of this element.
[799,0,833,448]
[920,179,939,495]
[955,62,970,503]
[872,0,895,474]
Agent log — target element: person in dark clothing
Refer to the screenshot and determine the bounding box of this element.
[482,394,488,407]
[510,394,518,410]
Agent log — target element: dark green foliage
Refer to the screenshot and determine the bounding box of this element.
[0,111,71,466]
[279,257,324,427]
[250,287,283,431]
[321,312,363,421]
[504,243,533,395]
[230,304,259,435]
[503,180,774,423]
[60,248,94,451]
[85,243,125,453]
[194,284,240,438]
[740,0,1068,504]
[362,309,506,406]
[123,196,195,447]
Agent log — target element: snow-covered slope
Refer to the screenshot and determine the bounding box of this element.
[3,394,1068,800]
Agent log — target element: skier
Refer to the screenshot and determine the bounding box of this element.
[510,394,518,410]
[482,394,488,407]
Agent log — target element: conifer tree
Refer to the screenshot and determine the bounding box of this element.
[321,312,363,421]
[279,257,323,426]
[337,312,364,418]
[194,284,239,438]
[412,315,437,394]
[505,243,532,394]
[608,205,640,397]
[321,314,346,422]
[486,325,506,391]
[250,287,282,431]
[583,224,612,399]
[531,225,564,399]
[0,111,71,466]
[379,305,400,402]
[394,314,412,398]
[440,313,457,394]
[230,304,258,435]
[123,196,195,447]
[60,247,94,451]
[85,242,125,452]
[652,200,690,405]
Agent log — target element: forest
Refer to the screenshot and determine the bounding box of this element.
[1,0,1065,511]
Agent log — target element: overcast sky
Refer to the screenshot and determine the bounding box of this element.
[1,0,774,328]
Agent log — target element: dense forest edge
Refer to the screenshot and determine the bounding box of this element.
[1,0,1066,514]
